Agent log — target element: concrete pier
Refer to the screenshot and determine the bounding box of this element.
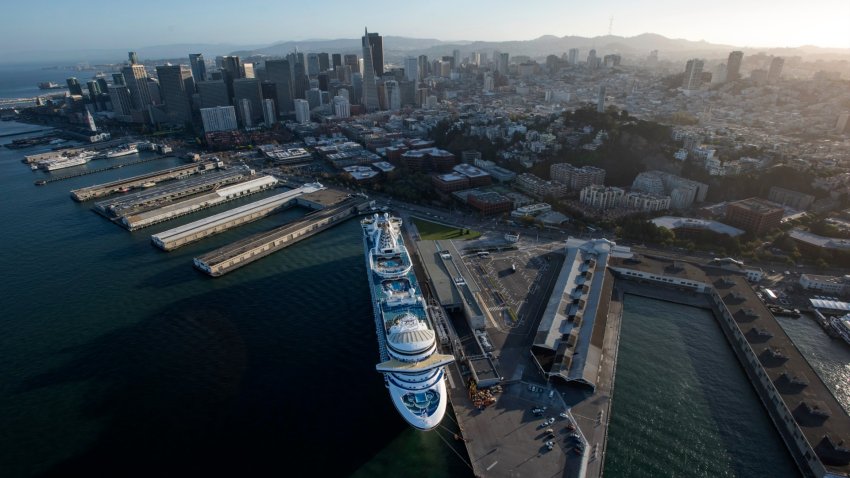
[119,175,278,231]
[71,161,220,202]
[194,190,368,277]
[151,183,324,251]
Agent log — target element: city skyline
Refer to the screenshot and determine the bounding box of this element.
[0,0,849,61]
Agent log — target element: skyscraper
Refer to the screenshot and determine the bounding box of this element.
[122,64,153,110]
[318,53,330,72]
[404,57,418,82]
[726,51,743,82]
[197,80,230,108]
[568,48,579,65]
[294,99,310,124]
[307,53,320,76]
[587,49,597,68]
[156,64,194,124]
[333,95,350,118]
[768,57,784,83]
[452,49,461,69]
[66,77,83,96]
[262,98,277,126]
[200,106,238,133]
[384,80,401,111]
[683,59,704,90]
[261,81,278,116]
[128,51,139,65]
[237,98,253,128]
[365,30,384,76]
[332,53,342,70]
[498,52,509,75]
[361,28,380,111]
[417,55,429,81]
[189,54,207,84]
[265,59,293,114]
[597,85,606,113]
[112,73,126,86]
[233,78,263,124]
[108,85,133,117]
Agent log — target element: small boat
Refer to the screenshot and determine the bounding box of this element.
[118,186,131,193]
[141,181,156,188]
[30,164,39,170]
[35,180,47,186]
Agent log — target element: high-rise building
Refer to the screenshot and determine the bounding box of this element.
[318,53,330,72]
[128,51,139,65]
[453,49,461,69]
[404,57,418,82]
[568,48,579,65]
[189,54,206,84]
[418,55,429,80]
[343,54,358,72]
[66,77,83,96]
[361,28,380,111]
[95,77,109,95]
[333,95,350,118]
[351,72,363,105]
[112,72,126,86]
[233,78,262,124]
[122,64,153,110]
[243,62,255,79]
[219,55,243,104]
[498,52,509,75]
[237,98,253,128]
[384,80,401,110]
[197,80,230,108]
[472,52,481,66]
[306,87,323,110]
[108,85,133,117]
[726,51,743,82]
[768,57,784,83]
[265,59,293,115]
[587,49,597,68]
[200,106,238,133]
[291,57,308,100]
[261,81,278,115]
[307,53,320,76]
[156,64,194,124]
[365,31,384,76]
[294,99,310,124]
[85,80,100,98]
[682,59,704,90]
[262,98,276,126]
[331,53,342,70]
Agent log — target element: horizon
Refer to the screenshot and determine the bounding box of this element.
[0,0,848,62]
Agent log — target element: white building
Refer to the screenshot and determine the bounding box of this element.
[200,106,238,133]
[632,171,665,195]
[580,185,624,210]
[622,191,670,212]
[404,57,418,82]
[384,80,401,111]
[799,274,850,295]
[294,99,310,124]
[333,96,351,118]
[238,98,253,128]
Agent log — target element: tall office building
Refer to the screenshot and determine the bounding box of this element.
[219,55,243,103]
[307,53,320,76]
[294,99,310,124]
[262,98,276,126]
[587,49,597,68]
[318,53,330,72]
[197,80,230,108]
[261,81,278,115]
[200,106,238,132]
[331,53,342,70]
[453,49,461,69]
[189,54,206,84]
[306,87,323,110]
[343,54,358,71]
[768,57,784,83]
[364,30,384,76]
[682,59,704,90]
[726,51,743,82]
[233,78,262,124]
[472,52,481,66]
[237,98,253,128]
[85,80,100,98]
[361,28,380,111]
[128,51,139,65]
[498,52,509,75]
[384,80,401,110]
[351,72,363,105]
[95,77,109,95]
[66,77,83,96]
[418,55,429,80]
[568,48,579,65]
[122,64,153,110]
[243,63,255,79]
[108,85,133,117]
[333,96,350,118]
[404,57,418,82]
[289,53,308,100]
[265,59,293,114]
[112,72,126,86]
[155,64,194,123]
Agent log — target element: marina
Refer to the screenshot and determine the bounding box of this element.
[151,183,325,251]
[194,189,368,277]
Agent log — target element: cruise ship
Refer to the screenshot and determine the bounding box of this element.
[39,151,96,171]
[830,314,850,346]
[105,144,138,158]
[362,213,454,430]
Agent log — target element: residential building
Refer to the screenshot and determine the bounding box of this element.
[550,163,605,190]
[515,173,567,199]
[726,51,743,82]
[683,59,704,90]
[768,186,815,211]
[580,185,624,210]
[725,198,784,235]
[768,57,784,83]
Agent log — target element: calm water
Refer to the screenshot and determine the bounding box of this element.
[0,121,469,477]
[605,295,800,478]
[0,64,87,99]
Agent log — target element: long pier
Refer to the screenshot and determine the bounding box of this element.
[72,161,220,202]
[37,155,170,185]
[151,183,324,251]
[194,190,369,277]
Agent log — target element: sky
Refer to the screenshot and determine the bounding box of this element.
[1,0,849,54]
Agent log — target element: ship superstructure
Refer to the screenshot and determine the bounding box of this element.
[361,213,454,430]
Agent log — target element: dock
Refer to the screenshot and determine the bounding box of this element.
[93,166,251,219]
[151,183,324,251]
[37,155,170,185]
[118,175,278,231]
[22,138,127,164]
[71,161,220,201]
[193,189,368,277]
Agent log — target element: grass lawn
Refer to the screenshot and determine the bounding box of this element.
[412,217,481,241]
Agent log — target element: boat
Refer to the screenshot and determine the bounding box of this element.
[30,164,39,171]
[361,212,455,430]
[38,151,96,171]
[118,186,131,193]
[38,82,65,90]
[34,180,47,186]
[141,181,156,188]
[829,314,850,346]
[105,144,138,158]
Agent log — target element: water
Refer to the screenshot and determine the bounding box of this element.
[0,121,469,477]
[0,64,85,100]
[604,295,800,478]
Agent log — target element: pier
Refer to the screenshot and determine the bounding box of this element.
[151,183,324,251]
[119,175,278,231]
[71,161,220,201]
[36,155,171,185]
[194,189,369,277]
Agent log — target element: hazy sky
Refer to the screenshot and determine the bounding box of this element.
[2,0,849,51]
